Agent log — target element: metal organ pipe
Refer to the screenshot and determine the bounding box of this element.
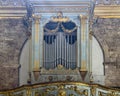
[66,35,68,68]
[63,34,65,67]
[43,37,44,67]
[64,34,66,67]
[55,35,56,68]
[48,36,50,66]
[43,21,77,70]
[44,36,46,68]
[48,36,50,68]
[71,35,74,68]
[68,35,69,69]
[56,35,58,65]
[50,36,52,68]
[53,35,55,68]
[59,33,61,64]
[70,35,71,68]
[69,35,71,68]
[56,35,58,67]
[61,33,63,65]
[48,35,50,69]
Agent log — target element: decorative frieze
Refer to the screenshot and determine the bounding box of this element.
[34,7,89,13]
[0,0,27,18]
[0,0,25,6]
[94,0,120,18]
[28,0,93,14]
[95,0,120,5]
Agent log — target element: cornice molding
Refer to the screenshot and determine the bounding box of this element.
[95,0,120,5]
[0,0,27,18]
[0,0,25,6]
[94,5,120,18]
[33,6,89,13]
[28,0,94,15]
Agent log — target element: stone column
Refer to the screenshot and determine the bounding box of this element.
[89,30,93,83]
[80,15,87,71]
[32,14,41,81]
[89,25,93,73]
[77,24,81,68]
[79,15,88,81]
[89,31,93,73]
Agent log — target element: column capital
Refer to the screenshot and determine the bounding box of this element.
[32,14,41,23]
[89,31,93,39]
[79,15,88,19]
[32,14,41,19]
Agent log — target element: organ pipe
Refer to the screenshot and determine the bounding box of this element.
[43,23,77,69]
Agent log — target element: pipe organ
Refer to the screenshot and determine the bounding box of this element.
[43,19,77,69]
[29,0,95,83]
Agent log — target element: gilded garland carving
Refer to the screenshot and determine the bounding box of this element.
[44,22,77,33]
[44,12,77,33]
[51,12,69,22]
[34,84,88,96]
[61,24,77,33]
[91,86,96,96]
[44,23,60,33]
[98,91,119,96]
[14,93,24,96]
[26,88,32,96]
[0,82,120,96]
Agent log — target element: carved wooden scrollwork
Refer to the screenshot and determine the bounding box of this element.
[0,82,119,96]
[34,84,89,96]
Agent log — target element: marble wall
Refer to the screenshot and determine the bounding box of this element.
[0,19,27,90]
[93,18,120,87]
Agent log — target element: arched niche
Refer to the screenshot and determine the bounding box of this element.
[19,39,30,86]
[92,36,105,85]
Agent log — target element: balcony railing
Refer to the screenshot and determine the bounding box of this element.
[0,82,120,96]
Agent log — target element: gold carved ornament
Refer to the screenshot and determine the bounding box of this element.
[58,85,66,96]
[14,93,24,96]
[35,87,56,96]
[67,86,88,96]
[44,22,77,33]
[91,86,96,96]
[61,24,77,33]
[44,12,77,33]
[51,11,69,23]
[107,91,119,96]
[44,22,60,33]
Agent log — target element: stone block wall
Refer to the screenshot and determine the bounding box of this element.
[0,19,27,90]
[105,64,120,87]
[0,17,120,90]
[93,18,120,87]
